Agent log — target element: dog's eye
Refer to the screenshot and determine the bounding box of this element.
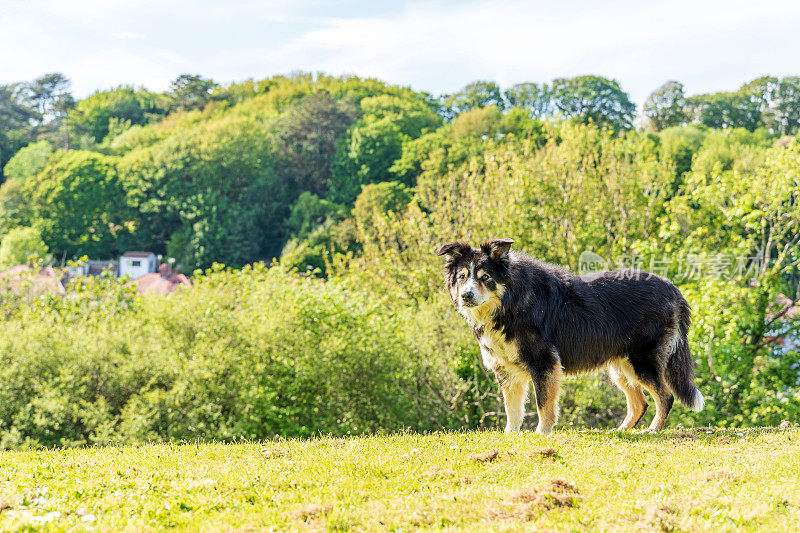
[458,273,466,281]
[480,274,491,282]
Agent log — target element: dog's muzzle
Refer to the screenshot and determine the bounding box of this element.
[460,291,478,307]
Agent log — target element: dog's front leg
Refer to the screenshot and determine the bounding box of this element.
[528,348,563,435]
[499,374,529,433]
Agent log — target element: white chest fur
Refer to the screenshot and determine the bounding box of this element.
[459,296,528,382]
[477,327,529,384]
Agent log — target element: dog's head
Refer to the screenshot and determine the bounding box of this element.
[436,238,514,317]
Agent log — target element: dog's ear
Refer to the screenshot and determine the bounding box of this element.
[436,242,471,266]
[482,238,514,262]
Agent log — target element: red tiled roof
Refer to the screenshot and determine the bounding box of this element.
[127,272,192,295]
[770,293,800,320]
[0,265,66,295]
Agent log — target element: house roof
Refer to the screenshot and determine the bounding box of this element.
[0,265,66,295]
[122,251,156,259]
[126,272,192,295]
[772,293,800,320]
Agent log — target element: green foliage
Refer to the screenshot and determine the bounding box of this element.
[440,80,505,120]
[689,127,772,175]
[26,72,71,120]
[773,76,800,134]
[279,192,354,275]
[167,74,218,112]
[682,76,785,132]
[285,192,347,241]
[273,91,359,197]
[24,150,131,258]
[0,178,29,236]
[279,219,355,275]
[117,113,286,268]
[504,82,551,118]
[352,181,412,230]
[70,86,163,142]
[658,124,708,178]
[2,139,52,181]
[551,75,635,130]
[0,226,48,267]
[0,84,39,177]
[643,80,686,131]
[0,266,468,447]
[329,94,440,202]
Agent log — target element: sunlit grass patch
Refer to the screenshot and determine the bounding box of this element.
[0,427,798,531]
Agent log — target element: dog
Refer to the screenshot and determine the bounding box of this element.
[437,238,704,434]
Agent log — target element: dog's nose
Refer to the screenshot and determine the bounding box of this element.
[461,292,475,304]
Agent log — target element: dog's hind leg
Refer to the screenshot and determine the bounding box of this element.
[608,360,648,430]
[641,384,674,432]
[628,358,674,431]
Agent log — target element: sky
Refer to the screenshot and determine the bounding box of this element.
[2,0,800,107]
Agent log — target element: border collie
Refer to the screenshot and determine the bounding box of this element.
[437,238,704,434]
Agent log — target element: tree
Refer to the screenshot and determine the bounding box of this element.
[51,93,76,149]
[24,151,130,258]
[272,91,359,197]
[738,76,777,131]
[504,82,551,118]
[167,74,218,112]
[70,87,162,142]
[352,181,412,230]
[685,93,733,128]
[359,94,441,139]
[685,82,767,132]
[0,226,49,267]
[551,75,635,130]
[119,113,290,268]
[0,84,38,177]
[773,77,800,134]
[329,94,441,201]
[3,140,52,182]
[279,192,353,275]
[285,192,347,241]
[643,81,686,131]
[440,81,504,120]
[0,84,37,133]
[26,73,71,123]
[658,125,708,179]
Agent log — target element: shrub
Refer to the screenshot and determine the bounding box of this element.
[0,226,48,267]
[0,266,471,448]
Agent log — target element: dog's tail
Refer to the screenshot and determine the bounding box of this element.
[665,298,705,411]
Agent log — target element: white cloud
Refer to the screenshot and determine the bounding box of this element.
[111,31,147,40]
[259,0,800,102]
[2,0,800,103]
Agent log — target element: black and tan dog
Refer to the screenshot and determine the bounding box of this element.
[437,238,704,434]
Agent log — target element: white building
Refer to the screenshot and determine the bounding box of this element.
[119,251,157,279]
[66,262,89,278]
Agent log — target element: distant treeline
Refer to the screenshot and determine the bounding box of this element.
[1,72,799,271]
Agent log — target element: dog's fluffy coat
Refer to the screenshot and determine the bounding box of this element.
[438,239,704,434]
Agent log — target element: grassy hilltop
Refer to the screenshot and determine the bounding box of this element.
[1,428,798,531]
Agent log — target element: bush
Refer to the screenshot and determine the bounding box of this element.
[352,181,412,229]
[0,266,472,448]
[0,226,48,267]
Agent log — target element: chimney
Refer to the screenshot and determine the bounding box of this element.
[158,263,172,278]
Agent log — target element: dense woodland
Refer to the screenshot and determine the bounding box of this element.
[0,72,799,447]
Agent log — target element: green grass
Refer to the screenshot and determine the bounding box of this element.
[1,428,799,531]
